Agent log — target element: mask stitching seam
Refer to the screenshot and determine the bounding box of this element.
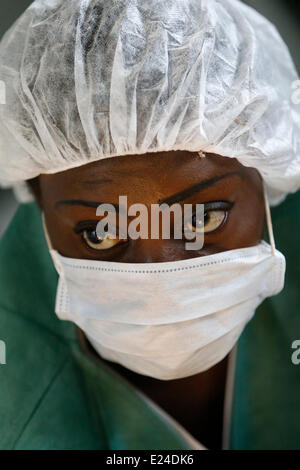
[58,251,275,274]
[58,277,67,313]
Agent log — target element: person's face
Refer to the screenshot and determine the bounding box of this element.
[35,151,265,263]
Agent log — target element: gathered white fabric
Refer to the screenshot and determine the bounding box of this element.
[0,0,300,204]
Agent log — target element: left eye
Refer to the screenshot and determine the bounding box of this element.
[186,209,227,234]
[83,228,126,250]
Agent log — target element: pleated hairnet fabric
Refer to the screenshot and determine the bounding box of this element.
[0,0,299,204]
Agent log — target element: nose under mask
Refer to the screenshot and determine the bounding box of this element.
[42,185,285,380]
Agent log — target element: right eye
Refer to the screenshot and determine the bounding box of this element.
[83,228,127,250]
[183,201,234,238]
[186,209,227,234]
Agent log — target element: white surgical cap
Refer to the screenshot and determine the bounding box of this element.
[0,0,300,204]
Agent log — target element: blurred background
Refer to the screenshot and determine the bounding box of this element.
[0,0,299,236]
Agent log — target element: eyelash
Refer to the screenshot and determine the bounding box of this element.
[74,220,126,254]
[183,200,233,235]
[83,235,129,255]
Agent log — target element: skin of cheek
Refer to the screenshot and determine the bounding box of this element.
[38,152,265,262]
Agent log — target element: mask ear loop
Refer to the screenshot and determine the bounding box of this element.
[41,212,64,276]
[263,181,276,255]
[41,212,54,251]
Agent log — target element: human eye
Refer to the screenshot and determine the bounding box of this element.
[74,220,128,251]
[185,201,233,234]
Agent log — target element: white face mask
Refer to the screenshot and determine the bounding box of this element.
[42,187,285,380]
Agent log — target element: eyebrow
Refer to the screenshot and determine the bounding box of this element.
[80,177,114,188]
[54,171,243,211]
[55,199,121,212]
[157,171,244,206]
